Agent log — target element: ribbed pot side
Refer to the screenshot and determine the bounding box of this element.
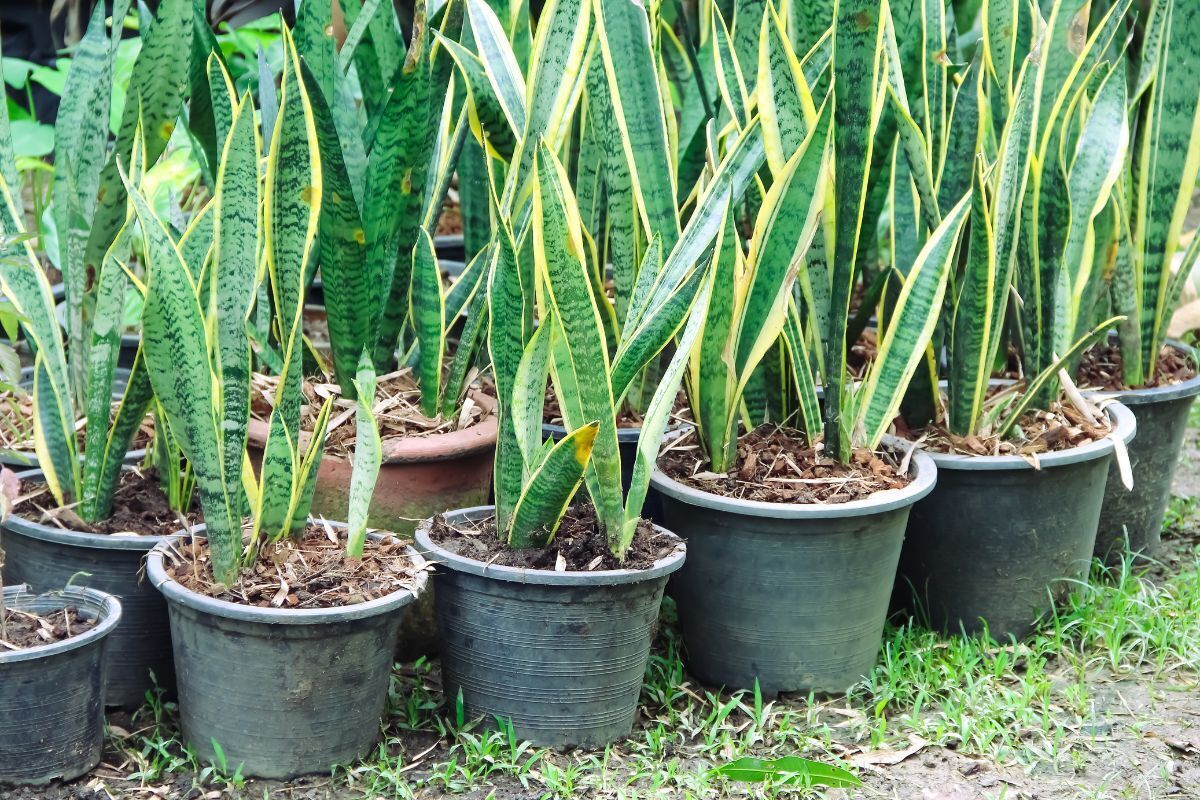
[650,446,937,696]
[415,508,686,748]
[898,401,1137,639]
[1,472,182,708]
[1086,345,1200,563]
[0,585,122,785]
[146,533,428,779]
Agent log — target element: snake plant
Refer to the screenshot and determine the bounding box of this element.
[1106,0,1200,388]
[0,0,182,524]
[129,33,336,586]
[264,0,489,426]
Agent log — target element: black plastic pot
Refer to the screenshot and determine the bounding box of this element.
[415,507,686,748]
[146,529,429,779]
[896,401,1136,639]
[434,234,465,263]
[0,584,122,785]
[649,445,937,695]
[1086,345,1200,563]
[1,472,184,708]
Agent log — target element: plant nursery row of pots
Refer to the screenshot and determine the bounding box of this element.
[3,0,1199,787]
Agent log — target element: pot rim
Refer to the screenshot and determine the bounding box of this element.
[414,506,687,586]
[3,468,194,550]
[648,440,937,519]
[1084,340,1200,406]
[0,584,122,665]
[918,399,1136,472]
[145,522,429,625]
[542,421,666,444]
[246,390,498,464]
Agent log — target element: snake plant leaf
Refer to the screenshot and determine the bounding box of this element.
[206,54,238,164]
[533,142,624,547]
[582,41,640,328]
[466,0,528,135]
[260,30,322,540]
[89,352,155,521]
[346,352,381,559]
[444,248,490,329]
[211,94,262,502]
[367,6,441,368]
[85,0,193,279]
[881,11,941,231]
[623,266,715,550]
[1138,0,1200,382]
[52,0,120,401]
[982,0,1031,106]
[412,228,445,417]
[288,396,333,536]
[1053,63,1127,359]
[125,171,240,585]
[782,296,822,440]
[508,421,598,548]
[80,221,136,522]
[595,0,681,251]
[949,161,997,436]
[693,202,739,472]
[0,36,20,211]
[758,1,818,176]
[730,0,767,97]
[300,58,370,395]
[502,0,590,213]
[341,0,404,119]
[512,317,553,472]
[856,192,971,450]
[826,0,886,462]
[711,3,750,128]
[937,54,983,215]
[31,355,78,506]
[441,277,489,418]
[734,105,831,382]
[187,0,229,181]
[340,0,385,75]
[626,119,765,335]
[294,0,337,104]
[438,33,520,159]
[489,222,528,530]
[789,0,834,59]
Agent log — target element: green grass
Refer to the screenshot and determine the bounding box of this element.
[104,509,1200,799]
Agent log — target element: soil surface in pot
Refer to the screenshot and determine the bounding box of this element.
[429,504,671,571]
[899,388,1116,457]
[1077,341,1197,391]
[167,526,423,608]
[0,604,96,649]
[252,371,489,457]
[16,470,198,536]
[0,392,153,457]
[657,425,911,504]
[436,196,463,237]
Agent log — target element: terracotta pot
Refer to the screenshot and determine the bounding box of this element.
[246,391,497,534]
[246,391,497,658]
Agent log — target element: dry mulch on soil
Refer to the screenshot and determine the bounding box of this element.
[1077,340,1197,391]
[166,525,424,609]
[17,470,197,536]
[430,503,677,572]
[0,605,95,650]
[657,424,913,504]
[252,370,487,459]
[902,385,1118,458]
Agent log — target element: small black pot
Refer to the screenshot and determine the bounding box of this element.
[415,507,686,748]
[0,584,122,785]
[146,529,428,779]
[650,444,937,695]
[1086,344,1200,563]
[433,234,466,264]
[1,474,184,708]
[896,401,1136,639]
